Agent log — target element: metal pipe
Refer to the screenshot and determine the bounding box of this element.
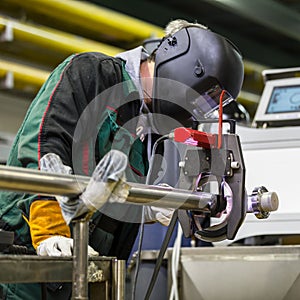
[72,219,89,300]
[0,58,49,89]
[3,0,164,42]
[0,165,215,210]
[0,16,122,57]
[111,258,125,300]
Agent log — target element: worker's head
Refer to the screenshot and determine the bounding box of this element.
[150,19,244,133]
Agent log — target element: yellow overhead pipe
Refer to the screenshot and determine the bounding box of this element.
[0,59,49,92]
[0,58,262,114]
[0,16,123,57]
[0,15,267,78]
[3,0,165,42]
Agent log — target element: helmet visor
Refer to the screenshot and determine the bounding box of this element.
[191,84,234,119]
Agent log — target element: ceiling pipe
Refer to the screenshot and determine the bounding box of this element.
[2,0,164,42]
[0,16,123,56]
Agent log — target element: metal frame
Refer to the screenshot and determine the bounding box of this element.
[0,146,278,298]
[0,165,215,299]
[0,254,125,300]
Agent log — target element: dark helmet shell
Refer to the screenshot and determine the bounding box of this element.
[152,26,244,133]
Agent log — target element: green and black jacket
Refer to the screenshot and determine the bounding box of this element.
[0,52,149,260]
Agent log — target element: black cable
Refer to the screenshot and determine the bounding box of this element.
[144,210,178,300]
[131,222,145,300]
[146,134,170,185]
[131,133,171,300]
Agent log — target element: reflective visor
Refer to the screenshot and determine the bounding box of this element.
[191,84,234,118]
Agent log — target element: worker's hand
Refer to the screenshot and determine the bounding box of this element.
[40,153,72,175]
[40,150,129,224]
[143,206,175,226]
[79,150,129,211]
[36,236,99,257]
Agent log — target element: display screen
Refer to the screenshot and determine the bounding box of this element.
[266,85,300,114]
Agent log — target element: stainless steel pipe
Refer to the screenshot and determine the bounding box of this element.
[72,219,89,300]
[111,259,125,300]
[0,165,215,210]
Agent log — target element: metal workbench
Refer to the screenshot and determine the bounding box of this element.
[0,254,125,299]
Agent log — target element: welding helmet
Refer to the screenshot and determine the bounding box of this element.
[152,26,244,134]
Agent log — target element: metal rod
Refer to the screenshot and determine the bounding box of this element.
[111,258,125,300]
[72,219,89,300]
[0,165,215,210]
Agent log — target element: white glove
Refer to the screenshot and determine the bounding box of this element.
[143,206,175,226]
[36,236,99,257]
[40,150,129,224]
[40,153,72,175]
[79,150,129,211]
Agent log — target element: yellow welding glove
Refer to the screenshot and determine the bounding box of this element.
[29,200,71,250]
[29,200,99,256]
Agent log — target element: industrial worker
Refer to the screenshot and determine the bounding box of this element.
[0,19,244,299]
